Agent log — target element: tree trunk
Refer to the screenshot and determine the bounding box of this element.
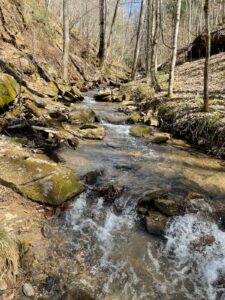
[203,0,210,112]
[150,0,161,92]
[168,0,182,97]
[145,0,152,77]
[98,0,106,65]
[106,0,120,54]
[63,0,70,82]
[131,0,146,80]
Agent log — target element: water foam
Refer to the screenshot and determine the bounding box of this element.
[162,213,225,299]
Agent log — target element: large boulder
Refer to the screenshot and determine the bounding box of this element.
[151,133,170,144]
[57,83,84,102]
[69,104,96,124]
[94,89,128,102]
[0,73,19,108]
[63,124,106,140]
[137,189,169,207]
[130,112,141,123]
[129,125,154,138]
[154,198,181,216]
[0,139,83,205]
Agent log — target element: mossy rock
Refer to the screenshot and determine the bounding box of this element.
[130,112,141,123]
[0,156,83,206]
[69,104,96,124]
[129,125,153,138]
[151,133,170,144]
[0,73,19,108]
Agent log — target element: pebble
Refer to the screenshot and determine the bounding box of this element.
[22,283,35,298]
[41,224,52,238]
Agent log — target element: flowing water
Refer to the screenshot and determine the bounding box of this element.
[59,91,225,300]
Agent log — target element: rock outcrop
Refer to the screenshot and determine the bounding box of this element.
[0,137,83,205]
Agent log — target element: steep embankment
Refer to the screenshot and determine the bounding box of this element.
[0,0,125,91]
[157,52,225,158]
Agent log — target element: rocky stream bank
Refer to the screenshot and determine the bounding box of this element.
[1,74,225,299]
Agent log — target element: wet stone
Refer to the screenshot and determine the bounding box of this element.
[154,199,181,216]
[137,189,170,207]
[191,235,216,248]
[144,211,168,236]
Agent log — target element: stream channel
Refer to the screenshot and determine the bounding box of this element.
[57,91,225,300]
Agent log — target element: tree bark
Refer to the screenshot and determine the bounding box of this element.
[150,0,161,92]
[168,0,182,97]
[107,0,120,53]
[131,0,146,80]
[98,0,106,65]
[145,0,152,77]
[63,0,70,82]
[203,0,210,112]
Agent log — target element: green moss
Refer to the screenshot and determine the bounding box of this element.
[130,125,153,138]
[130,112,141,123]
[0,74,19,108]
[0,156,84,206]
[19,171,84,206]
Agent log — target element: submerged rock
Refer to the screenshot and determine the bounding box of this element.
[191,235,216,248]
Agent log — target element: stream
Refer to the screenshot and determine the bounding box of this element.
[58,91,225,300]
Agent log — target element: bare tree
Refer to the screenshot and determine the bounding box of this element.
[150,0,161,92]
[131,0,146,80]
[203,0,210,112]
[63,0,70,82]
[145,0,152,77]
[98,0,106,65]
[107,0,121,55]
[168,0,182,97]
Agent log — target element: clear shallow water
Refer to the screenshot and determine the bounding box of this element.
[61,92,225,299]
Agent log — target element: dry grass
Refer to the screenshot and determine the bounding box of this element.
[0,227,20,286]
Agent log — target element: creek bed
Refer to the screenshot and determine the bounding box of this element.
[57,91,225,300]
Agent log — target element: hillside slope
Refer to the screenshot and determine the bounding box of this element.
[0,0,126,96]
